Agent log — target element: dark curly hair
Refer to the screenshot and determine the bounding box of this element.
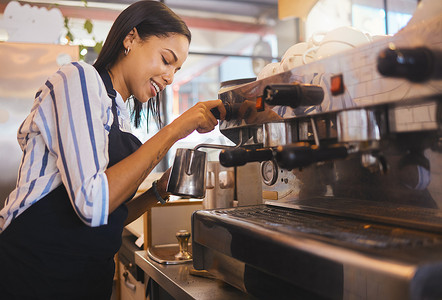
[93,0,191,129]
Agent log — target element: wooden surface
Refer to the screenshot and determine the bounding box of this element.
[278,0,319,20]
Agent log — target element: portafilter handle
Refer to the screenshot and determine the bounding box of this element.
[275,143,348,169]
[219,147,274,167]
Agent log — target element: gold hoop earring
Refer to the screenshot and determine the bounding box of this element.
[124,47,130,56]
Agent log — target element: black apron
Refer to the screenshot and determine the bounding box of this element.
[0,69,142,300]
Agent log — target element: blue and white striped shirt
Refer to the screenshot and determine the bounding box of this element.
[0,62,133,233]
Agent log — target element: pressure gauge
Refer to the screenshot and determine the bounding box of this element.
[261,160,278,186]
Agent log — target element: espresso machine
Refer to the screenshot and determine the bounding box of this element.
[191,12,442,300]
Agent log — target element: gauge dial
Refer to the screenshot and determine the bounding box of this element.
[261,160,278,186]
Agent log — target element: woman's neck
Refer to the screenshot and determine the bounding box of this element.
[108,65,129,102]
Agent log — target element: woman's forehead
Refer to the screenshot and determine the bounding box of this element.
[146,34,189,61]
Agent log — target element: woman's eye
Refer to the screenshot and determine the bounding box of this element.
[162,56,170,65]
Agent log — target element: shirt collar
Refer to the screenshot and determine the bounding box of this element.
[114,91,131,122]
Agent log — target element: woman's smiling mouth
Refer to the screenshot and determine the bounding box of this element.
[151,80,160,95]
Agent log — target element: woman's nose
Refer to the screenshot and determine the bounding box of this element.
[163,69,174,85]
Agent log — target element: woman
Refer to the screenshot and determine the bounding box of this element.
[0,1,225,299]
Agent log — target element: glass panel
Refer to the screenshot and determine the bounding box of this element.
[220,56,257,83]
[352,4,387,35]
[386,0,417,34]
[305,0,352,40]
[387,10,413,34]
[307,0,417,37]
[351,0,417,35]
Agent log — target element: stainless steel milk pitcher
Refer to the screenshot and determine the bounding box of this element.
[167,148,208,198]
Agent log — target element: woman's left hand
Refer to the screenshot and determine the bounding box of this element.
[157,167,171,198]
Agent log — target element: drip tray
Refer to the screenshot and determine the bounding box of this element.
[211,205,442,249]
[147,244,193,264]
[192,205,442,299]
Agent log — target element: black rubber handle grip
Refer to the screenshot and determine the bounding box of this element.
[275,144,348,169]
[210,107,221,119]
[314,145,348,162]
[377,47,442,82]
[219,148,274,167]
[274,145,313,169]
[210,103,233,121]
[263,83,324,108]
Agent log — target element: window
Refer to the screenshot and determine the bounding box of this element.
[306,0,418,37]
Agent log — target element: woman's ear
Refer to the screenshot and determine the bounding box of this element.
[123,27,139,50]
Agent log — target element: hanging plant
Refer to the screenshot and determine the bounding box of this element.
[64,17,74,43]
[62,0,103,61]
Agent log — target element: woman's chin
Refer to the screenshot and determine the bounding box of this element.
[134,93,152,102]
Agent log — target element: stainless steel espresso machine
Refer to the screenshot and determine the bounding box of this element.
[191,13,442,300]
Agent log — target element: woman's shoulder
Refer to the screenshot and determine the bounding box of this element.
[58,61,99,78]
[39,61,111,117]
[43,61,109,104]
[48,61,105,93]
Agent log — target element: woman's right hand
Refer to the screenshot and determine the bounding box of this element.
[169,100,226,140]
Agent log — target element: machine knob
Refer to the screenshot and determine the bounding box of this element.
[175,230,192,260]
[210,103,242,121]
[377,46,442,82]
[263,83,324,108]
[210,103,230,120]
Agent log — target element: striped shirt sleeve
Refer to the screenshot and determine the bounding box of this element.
[36,62,112,226]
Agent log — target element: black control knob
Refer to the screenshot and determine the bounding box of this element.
[210,103,242,121]
[219,148,274,167]
[210,103,230,120]
[377,46,442,82]
[263,83,324,108]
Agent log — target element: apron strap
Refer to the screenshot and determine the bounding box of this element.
[98,69,119,128]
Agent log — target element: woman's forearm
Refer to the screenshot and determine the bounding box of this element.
[105,125,177,213]
[125,167,170,225]
[124,188,156,225]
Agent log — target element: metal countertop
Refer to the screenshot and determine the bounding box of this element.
[135,250,255,300]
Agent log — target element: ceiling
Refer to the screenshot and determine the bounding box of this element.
[0,0,279,23]
[0,0,281,41]
[96,0,279,21]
